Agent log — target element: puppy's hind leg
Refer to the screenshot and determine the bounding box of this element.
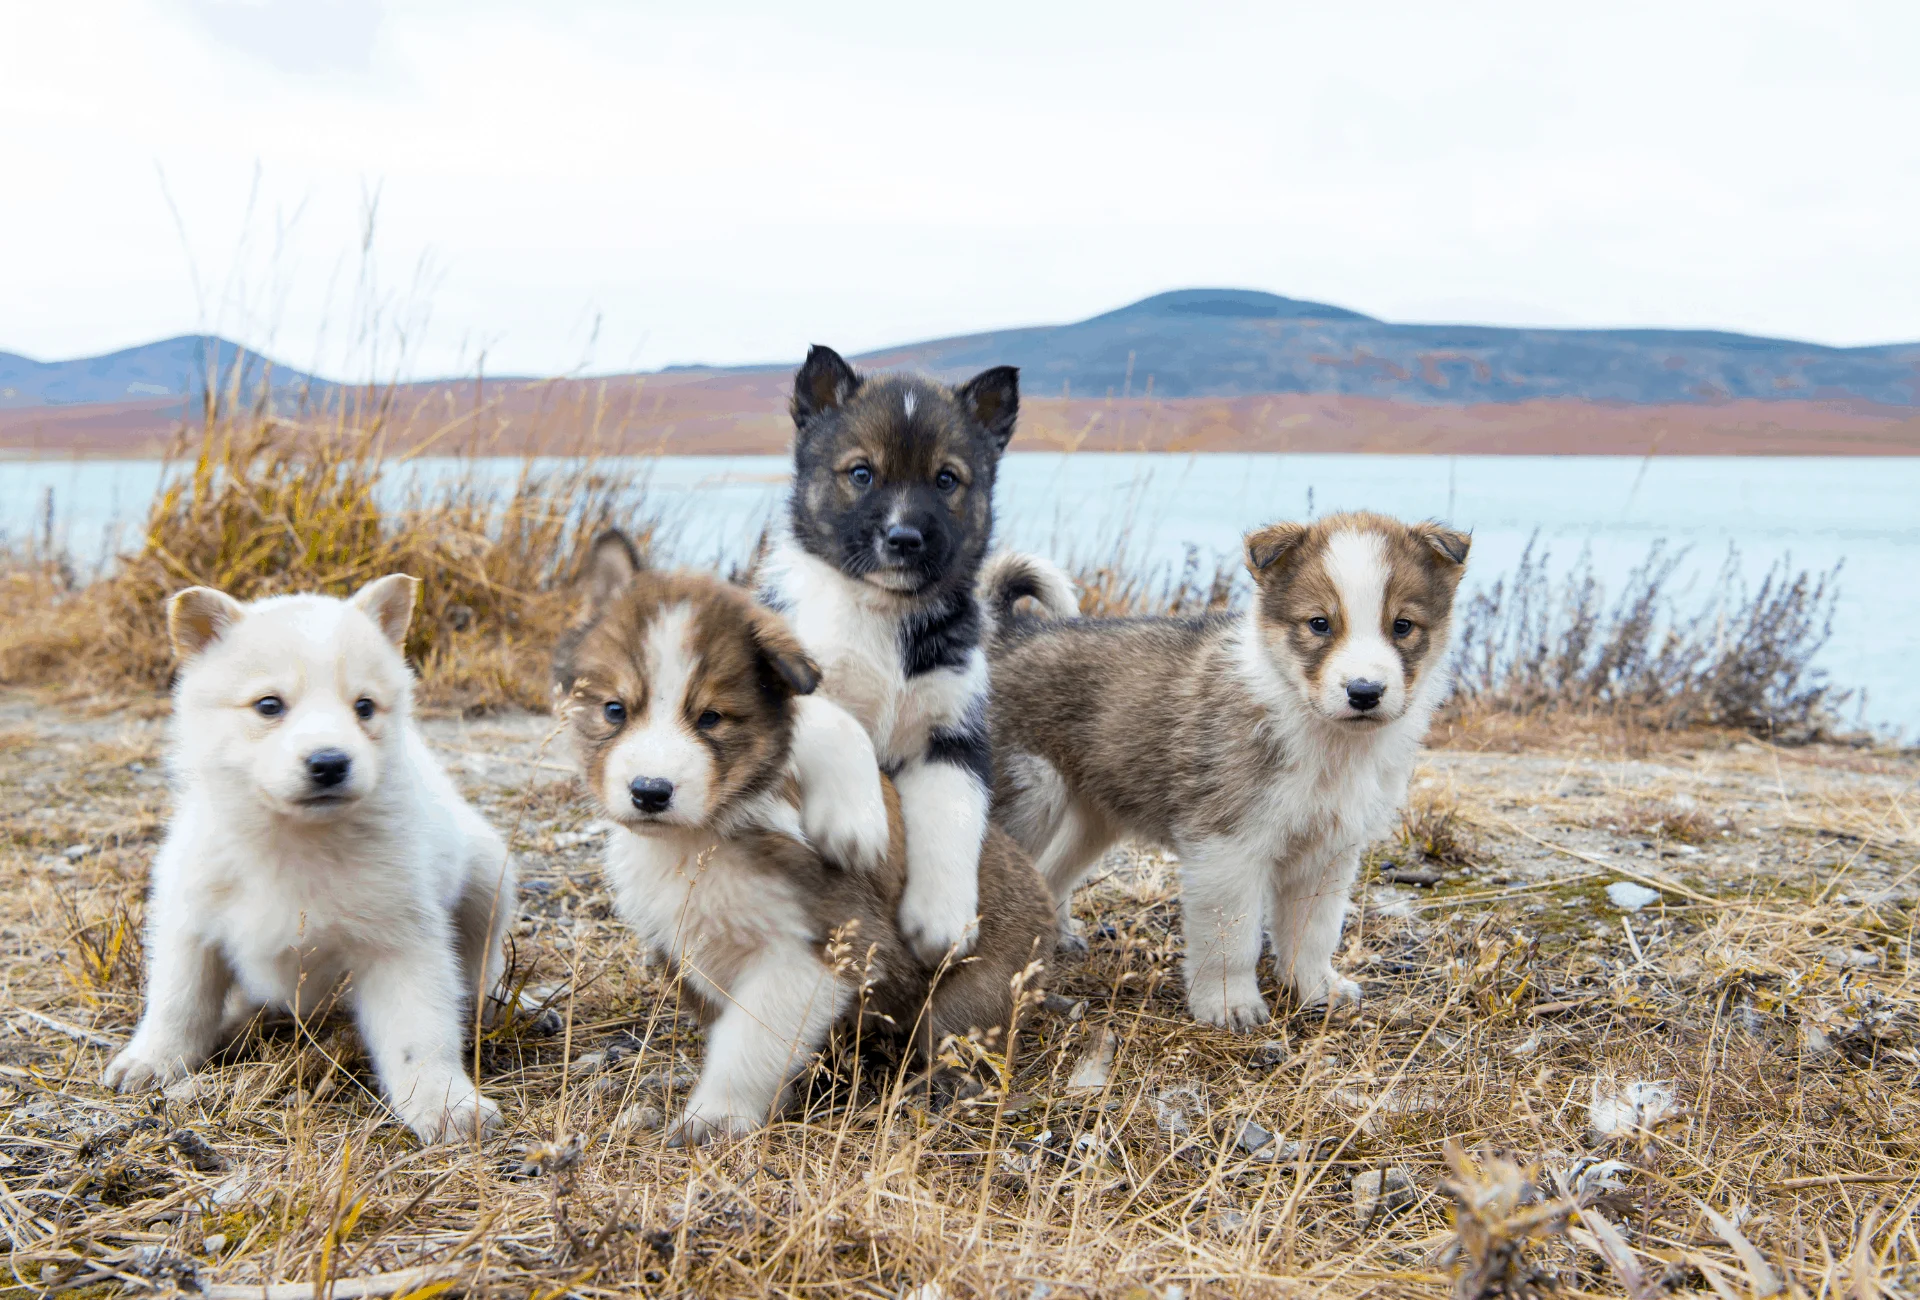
[1027,801,1113,959]
[452,842,551,1032]
[1176,838,1271,1032]
[1267,847,1363,1012]
[665,942,849,1145]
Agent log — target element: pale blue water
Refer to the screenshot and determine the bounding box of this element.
[4,453,1915,734]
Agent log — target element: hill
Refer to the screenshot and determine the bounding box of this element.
[855,289,1920,405]
[0,335,323,409]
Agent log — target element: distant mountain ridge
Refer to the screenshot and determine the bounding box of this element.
[854,289,1920,405]
[8,291,1919,409]
[0,336,323,409]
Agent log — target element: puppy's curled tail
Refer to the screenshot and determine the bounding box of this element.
[978,550,1080,644]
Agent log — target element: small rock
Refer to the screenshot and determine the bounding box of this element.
[615,1103,663,1132]
[202,1233,229,1254]
[1152,1086,1205,1135]
[1212,1208,1250,1234]
[1042,993,1088,1021]
[168,1129,231,1172]
[1823,947,1880,970]
[1379,865,1442,887]
[1228,1118,1274,1155]
[903,1285,946,1300]
[63,844,92,861]
[1248,1040,1289,1069]
[1588,1078,1682,1141]
[1351,1166,1417,1227]
[1605,881,1661,912]
[1066,1028,1117,1091]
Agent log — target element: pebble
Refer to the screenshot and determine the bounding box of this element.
[1605,881,1662,912]
[1228,1119,1274,1155]
[1350,1166,1417,1226]
[202,1233,229,1254]
[1066,1028,1117,1091]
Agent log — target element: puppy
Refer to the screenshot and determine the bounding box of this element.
[756,344,1020,966]
[103,576,517,1142]
[983,512,1469,1030]
[556,537,1051,1143]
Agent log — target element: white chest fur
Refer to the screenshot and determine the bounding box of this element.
[600,824,814,999]
[760,539,984,766]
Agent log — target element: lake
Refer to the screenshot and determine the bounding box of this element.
[5,452,1915,735]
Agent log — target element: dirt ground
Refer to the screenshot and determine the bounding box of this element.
[2,690,1916,1298]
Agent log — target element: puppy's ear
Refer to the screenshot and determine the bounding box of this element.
[746,605,821,696]
[792,345,861,429]
[956,365,1020,452]
[351,574,420,647]
[1245,522,1309,578]
[583,529,643,614]
[1416,523,1471,567]
[168,587,247,661]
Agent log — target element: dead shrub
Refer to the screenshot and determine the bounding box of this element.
[1447,534,1844,742]
[0,400,658,713]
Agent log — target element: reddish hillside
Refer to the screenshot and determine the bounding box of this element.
[3,370,1917,458]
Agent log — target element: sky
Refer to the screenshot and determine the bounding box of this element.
[3,0,1918,380]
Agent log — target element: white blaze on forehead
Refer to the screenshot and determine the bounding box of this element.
[603,602,716,822]
[1320,528,1404,713]
[1323,530,1390,636]
[902,390,916,419]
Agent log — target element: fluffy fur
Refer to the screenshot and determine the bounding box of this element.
[103,576,518,1143]
[756,344,1020,966]
[556,542,1052,1143]
[984,512,1470,1030]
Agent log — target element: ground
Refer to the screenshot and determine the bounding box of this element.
[1,689,1916,1298]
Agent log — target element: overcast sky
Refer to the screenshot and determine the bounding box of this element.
[4,1,1917,379]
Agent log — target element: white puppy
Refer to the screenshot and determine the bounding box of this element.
[103,575,516,1143]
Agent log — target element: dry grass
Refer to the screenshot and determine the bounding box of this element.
[0,402,656,715]
[3,707,1917,1299]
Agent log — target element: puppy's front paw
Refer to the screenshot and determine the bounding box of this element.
[665,1110,752,1147]
[1055,916,1090,960]
[102,1039,193,1093]
[803,782,890,874]
[1188,982,1271,1033]
[403,1083,502,1144]
[1298,974,1364,1016]
[899,878,979,967]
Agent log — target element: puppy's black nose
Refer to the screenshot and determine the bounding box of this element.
[1345,679,1385,712]
[883,524,924,557]
[306,749,352,787]
[629,777,674,814]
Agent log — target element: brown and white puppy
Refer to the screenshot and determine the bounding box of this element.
[556,536,1051,1142]
[983,512,1469,1031]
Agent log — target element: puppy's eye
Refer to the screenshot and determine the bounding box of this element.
[847,464,873,488]
[1307,617,1332,636]
[354,697,376,721]
[603,701,627,725]
[253,696,284,718]
[695,710,722,731]
[935,468,959,492]
[1392,618,1414,638]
